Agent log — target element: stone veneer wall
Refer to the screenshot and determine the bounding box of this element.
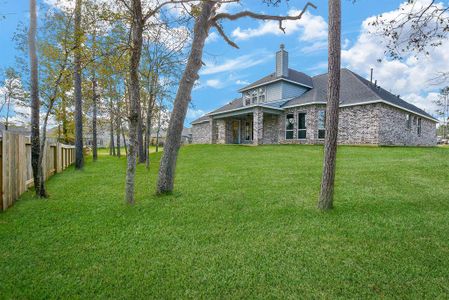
[253,108,264,145]
[191,121,211,144]
[214,119,227,144]
[278,105,323,144]
[378,103,436,146]
[278,103,382,145]
[262,114,279,144]
[191,103,436,146]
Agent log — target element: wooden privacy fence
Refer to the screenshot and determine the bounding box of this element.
[0,131,75,212]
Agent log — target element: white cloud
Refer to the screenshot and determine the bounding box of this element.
[201,53,272,75]
[206,32,219,44]
[301,40,327,54]
[232,10,327,42]
[342,0,449,115]
[342,38,351,50]
[306,61,328,74]
[205,79,223,89]
[217,2,241,14]
[186,108,205,120]
[236,79,249,85]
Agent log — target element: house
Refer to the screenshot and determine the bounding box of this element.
[191,45,438,146]
[150,127,192,146]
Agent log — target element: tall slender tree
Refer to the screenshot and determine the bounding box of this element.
[156,0,316,194]
[29,0,41,196]
[91,31,99,161]
[317,0,341,211]
[125,0,144,204]
[74,0,84,169]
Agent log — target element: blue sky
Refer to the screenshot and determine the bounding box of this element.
[1,0,447,126]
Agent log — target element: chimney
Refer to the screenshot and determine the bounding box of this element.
[276,44,289,77]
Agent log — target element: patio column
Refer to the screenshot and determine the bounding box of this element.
[253,107,264,145]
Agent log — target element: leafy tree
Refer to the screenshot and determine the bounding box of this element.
[157,0,317,194]
[0,68,28,130]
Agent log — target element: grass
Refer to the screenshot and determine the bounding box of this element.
[0,144,448,298]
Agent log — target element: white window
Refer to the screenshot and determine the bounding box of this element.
[318,110,326,139]
[406,114,411,129]
[298,112,307,139]
[251,90,258,104]
[243,87,266,105]
[245,121,252,140]
[244,92,251,106]
[417,118,422,135]
[285,114,294,139]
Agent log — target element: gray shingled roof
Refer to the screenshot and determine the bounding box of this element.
[192,68,437,124]
[191,115,210,124]
[191,98,244,124]
[238,68,313,92]
[283,69,436,120]
[210,98,244,114]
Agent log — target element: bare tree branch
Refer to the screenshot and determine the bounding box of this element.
[212,21,239,48]
[211,1,317,25]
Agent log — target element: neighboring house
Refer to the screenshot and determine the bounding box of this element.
[83,120,127,149]
[150,127,192,145]
[192,45,438,146]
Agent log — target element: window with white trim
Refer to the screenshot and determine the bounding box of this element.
[285,114,294,140]
[417,118,422,136]
[318,110,326,139]
[243,87,266,106]
[298,112,307,139]
[406,114,411,129]
[251,90,258,104]
[244,92,251,106]
[245,121,252,141]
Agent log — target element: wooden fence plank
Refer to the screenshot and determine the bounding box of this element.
[0,131,76,212]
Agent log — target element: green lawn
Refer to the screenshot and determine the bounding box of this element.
[1,145,448,298]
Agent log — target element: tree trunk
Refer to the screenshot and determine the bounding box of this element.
[29,0,41,196]
[318,0,341,211]
[37,110,53,198]
[92,33,98,161]
[156,1,213,194]
[125,0,144,204]
[121,121,128,156]
[155,108,161,153]
[145,112,152,169]
[109,109,116,156]
[92,75,98,161]
[74,0,84,169]
[145,75,156,169]
[61,96,68,142]
[116,114,121,158]
[137,100,145,164]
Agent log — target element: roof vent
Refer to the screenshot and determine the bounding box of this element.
[276,44,289,77]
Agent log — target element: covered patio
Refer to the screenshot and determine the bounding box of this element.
[210,107,282,145]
